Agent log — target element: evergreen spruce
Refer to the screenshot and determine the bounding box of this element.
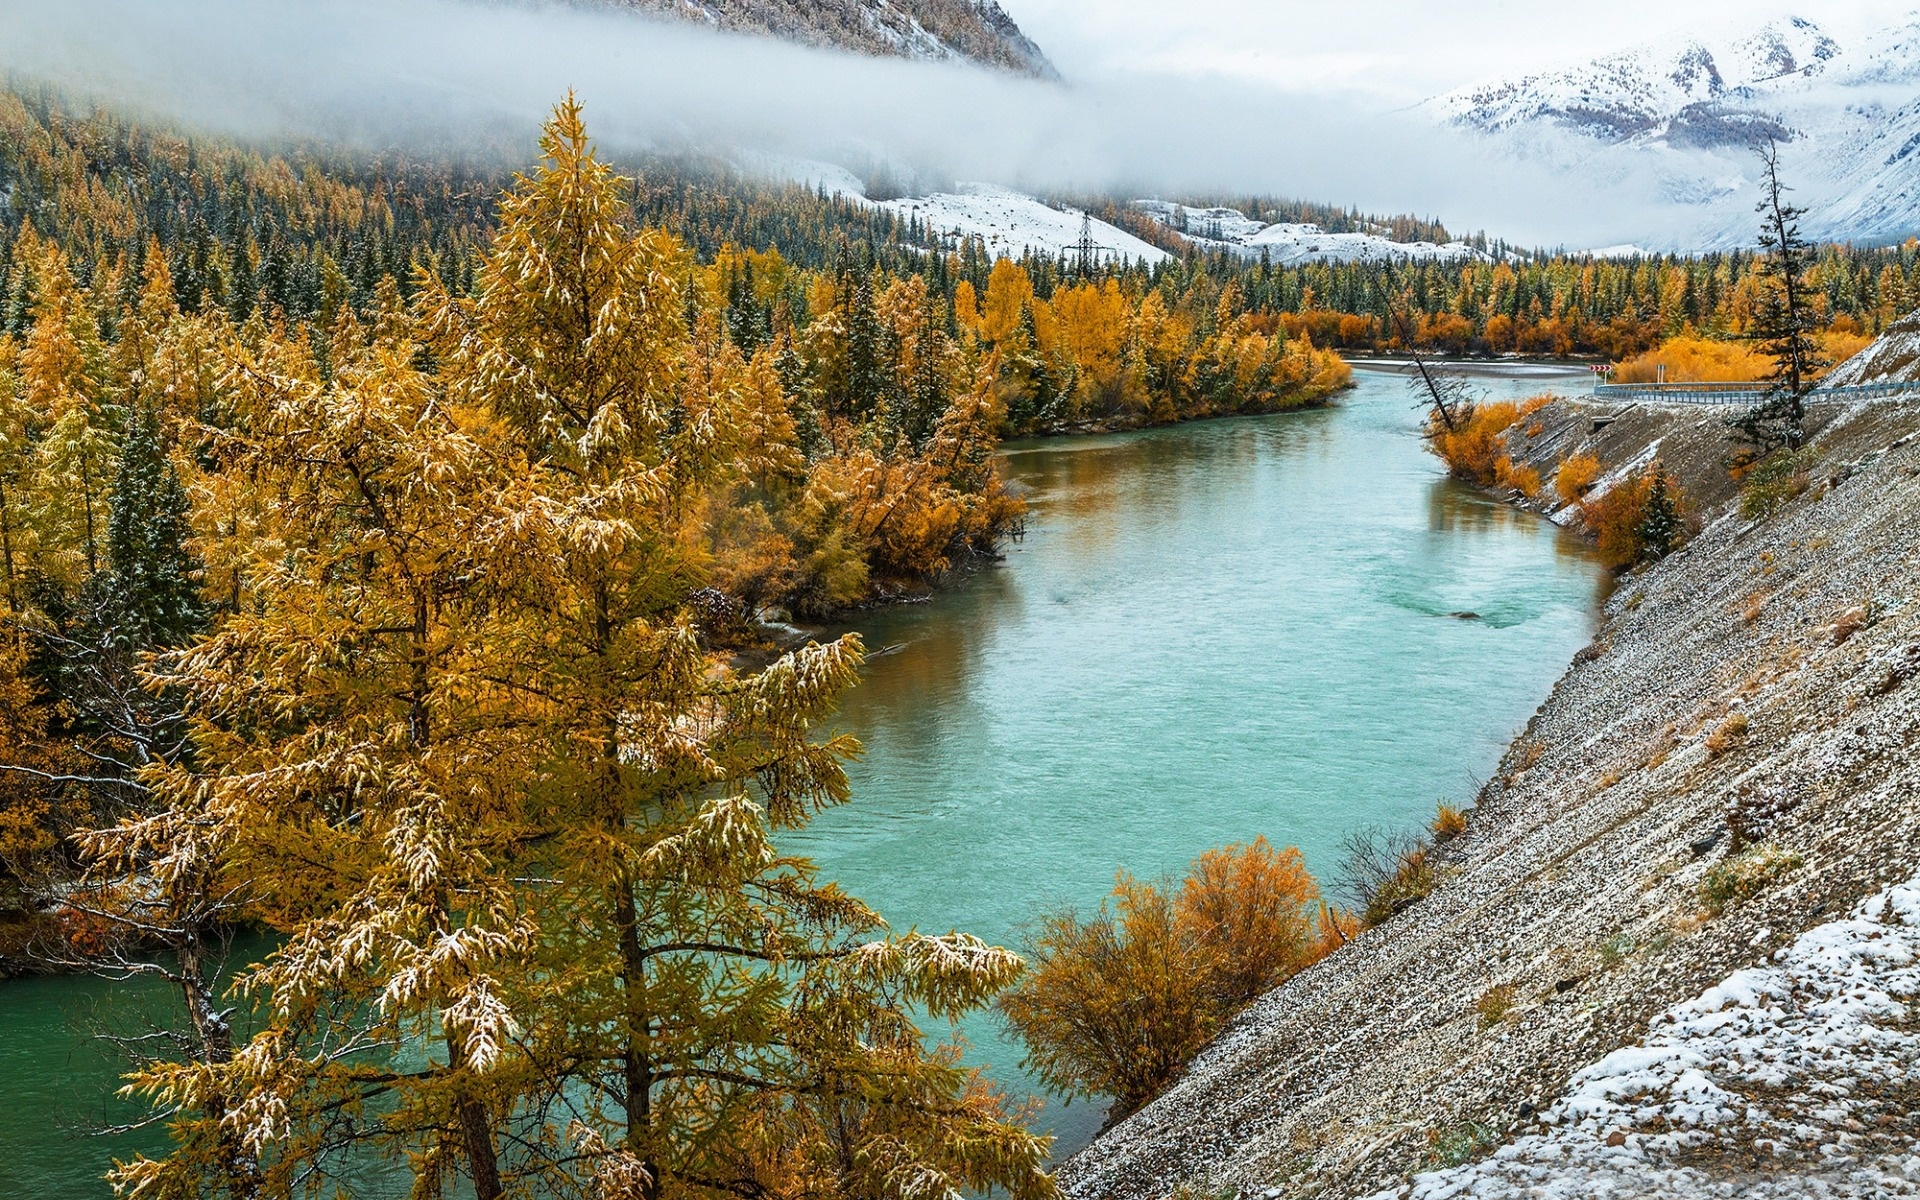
[899,289,950,450]
[103,408,203,648]
[225,239,255,323]
[1634,470,1682,562]
[844,274,886,419]
[1731,140,1826,460]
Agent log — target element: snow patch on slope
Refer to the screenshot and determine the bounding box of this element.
[1133,201,1485,267]
[741,162,1484,268]
[1823,309,1920,389]
[734,150,869,200]
[739,155,1168,263]
[877,185,1168,264]
[1366,871,1920,1200]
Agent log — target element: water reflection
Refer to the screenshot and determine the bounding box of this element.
[1424,479,1617,605]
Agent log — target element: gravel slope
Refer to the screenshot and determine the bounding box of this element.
[1058,393,1920,1200]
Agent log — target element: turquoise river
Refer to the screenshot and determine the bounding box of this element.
[0,365,1607,1196]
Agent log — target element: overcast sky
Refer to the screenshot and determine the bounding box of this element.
[1000,0,1918,102]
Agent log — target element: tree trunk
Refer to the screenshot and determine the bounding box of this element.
[81,459,98,576]
[594,575,660,1199]
[617,882,659,1200]
[447,1028,505,1200]
[178,934,264,1200]
[0,477,17,612]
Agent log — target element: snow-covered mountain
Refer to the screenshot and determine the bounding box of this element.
[592,0,1057,78]
[1431,13,1920,249]
[1132,201,1486,267]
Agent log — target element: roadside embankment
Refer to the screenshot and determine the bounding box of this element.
[1059,391,1920,1199]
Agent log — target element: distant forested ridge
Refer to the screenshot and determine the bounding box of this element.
[0,78,1350,735]
[4,82,1912,384]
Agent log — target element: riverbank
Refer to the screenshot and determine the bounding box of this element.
[1059,389,1920,1198]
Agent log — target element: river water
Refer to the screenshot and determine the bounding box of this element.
[0,365,1605,1195]
[794,364,1608,1157]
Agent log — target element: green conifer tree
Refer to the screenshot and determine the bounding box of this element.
[1731,141,1825,460]
[898,290,951,450]
[1635,470,1682,562]
[103,408,203,647]
[844,274,886,420]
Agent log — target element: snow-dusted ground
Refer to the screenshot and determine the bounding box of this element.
[1234,224,1480,268]
[876,184,1169,265]
[1825,309,1920,389]
[1058,353,1920,1200]
[733,150,869,200]
[1371,874,1920,1199]
[738,155,1168,264]
[1133,201,1485,267]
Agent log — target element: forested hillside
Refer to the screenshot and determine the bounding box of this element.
[589,0,1058,77]
[0,99,1063,1199]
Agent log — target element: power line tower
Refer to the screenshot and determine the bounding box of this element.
[1071,212,1102,279]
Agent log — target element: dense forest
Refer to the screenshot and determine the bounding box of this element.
[7,80,1914,378]
[0,81,1350,616]
[0,98,1064,1200]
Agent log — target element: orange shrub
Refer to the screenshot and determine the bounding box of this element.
[1418,312,1476,355]
[1177,838,1324,1010]
[1618,332,1872,385]
[1431,804,1469,842]
[1820,329,1873,368]
[1555,453,1602,505]
[1000,837,1334,1116]
[1580,473,1652,570]
[1337,313,1379,347]
[1577,466,1688,571]
[1429,396,1553,487]
[1317,902,1361,952]
[1705,713,1750,758]
[1496,457,1543,497]
[1428,400,1519,485]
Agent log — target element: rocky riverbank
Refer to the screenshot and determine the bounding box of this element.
[1059,386,1920,1199]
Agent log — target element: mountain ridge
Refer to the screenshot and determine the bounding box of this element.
[1430,13,1920,250]
[585,0,1058,77]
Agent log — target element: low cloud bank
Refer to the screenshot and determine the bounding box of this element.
[0,0,1676,247]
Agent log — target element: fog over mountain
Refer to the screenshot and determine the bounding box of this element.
[0,0,1616,243]
[3,0,1915,250]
